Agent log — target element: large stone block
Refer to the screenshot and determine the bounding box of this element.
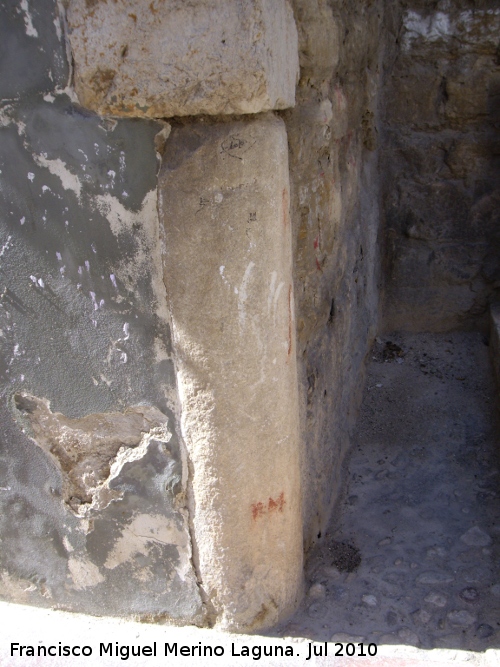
[67,0,299,118]
[159,113,303,630]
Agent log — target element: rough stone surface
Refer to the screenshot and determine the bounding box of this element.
[0,0,201,622]
[159,113,303,631]
[381,1,500,332]
[284,0,383,548]
[67,0,299,118]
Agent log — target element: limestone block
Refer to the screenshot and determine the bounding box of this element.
[159,113,303,630]
[67,0,299,118]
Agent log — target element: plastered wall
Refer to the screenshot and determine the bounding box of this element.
[0,0,201,622]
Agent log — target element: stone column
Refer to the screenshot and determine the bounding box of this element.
[159,114,303,630]
[67,0,302,630]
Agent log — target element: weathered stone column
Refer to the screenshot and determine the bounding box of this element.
[159,114,303,630]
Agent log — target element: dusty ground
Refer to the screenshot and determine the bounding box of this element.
[272,332,500,651]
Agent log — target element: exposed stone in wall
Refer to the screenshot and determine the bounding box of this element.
[67,0,299,117]
[0,0,201,621]
[381,0,500,332]
[285,0,383,548]
[159,113,303,631]
[13,393,171,514]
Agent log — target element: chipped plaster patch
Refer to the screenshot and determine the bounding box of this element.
[68,557,105,590]
[20,0,38,38]
[33,155,82,199]
[104,513,189,577]
[13,392,171,516]
[94,188,171,331]
[403,9,500,50]
[94,190,157,238]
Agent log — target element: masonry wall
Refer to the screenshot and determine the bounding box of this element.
[286,0,384,548]
[381,0,500,332]
[0,0,389,628]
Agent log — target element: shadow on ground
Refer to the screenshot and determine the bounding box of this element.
[269,332,500,652]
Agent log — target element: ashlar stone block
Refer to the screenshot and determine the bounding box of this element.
[67,0,299,118]
[159,113,303,630]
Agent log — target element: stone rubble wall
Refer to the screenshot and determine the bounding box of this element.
[381,0,500,332]
[285,0,384,548]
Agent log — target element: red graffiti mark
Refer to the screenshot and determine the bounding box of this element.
[251,493,286,520]
[313,236,319,250]
[268,492,285,513]
[282,188,290,230]
[251,502,265,520]
[316,257,322,272]
[288,285,293,359]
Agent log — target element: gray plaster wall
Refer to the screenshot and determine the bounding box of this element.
[0,0,201,621]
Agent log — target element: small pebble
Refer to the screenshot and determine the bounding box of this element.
[394,558,403,566]
[397,628,419,645]
[411,609,432,625]
[476,624,494,639]
[378,537,392,546]
[308,583,326,599]
[362,594,377,607]
[307,602,323,619]
[434,634,463,649]
[322,566,341,579]
[386,610,398,626]
[330,633,364,643]
[459,587,479,602]
[460,526,492,547]
[490,583,500,597]
[426,546,446,558]
[417,571,454,585]
[424,592,447,607]
[447,610,476,627]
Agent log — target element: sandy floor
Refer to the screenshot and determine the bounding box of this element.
[272,332,500,652]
